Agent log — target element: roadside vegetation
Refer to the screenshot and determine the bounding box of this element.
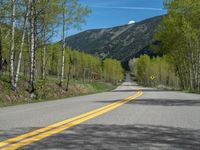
[0,75,116,107]
[0,1,124,106]
[129,55,179,90]
[129,0,200,93]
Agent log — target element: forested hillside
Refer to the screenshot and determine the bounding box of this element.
[0,0,124,106]
[66,16,164,64]
[130,0,200,93]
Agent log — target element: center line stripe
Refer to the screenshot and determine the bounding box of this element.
[0,91,143,150]
[0,94,135,148]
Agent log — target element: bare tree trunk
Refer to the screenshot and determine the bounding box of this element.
[14,0,30,90]
[0,23,3,74]
[29,0,36,94]
[197,41,200,92]
[66,55,72,91]
[33,6,37,81]
[10,0,16,90]
[41,28,46,80]
[24,25,30,78]
[59,5,66,87]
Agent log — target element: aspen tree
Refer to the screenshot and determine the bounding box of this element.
[14,0,30,90]
[10,0,16,89]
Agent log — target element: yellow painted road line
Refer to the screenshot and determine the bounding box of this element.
[0,94,135,148]
[0,91,143,150]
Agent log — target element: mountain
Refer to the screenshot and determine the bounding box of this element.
[65,15,164,67]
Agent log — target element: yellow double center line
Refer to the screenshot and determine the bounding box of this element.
[0,91,143,150]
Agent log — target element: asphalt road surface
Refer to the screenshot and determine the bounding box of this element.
[0,75,200,150]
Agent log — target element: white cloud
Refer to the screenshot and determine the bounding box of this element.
[128,20,135,24]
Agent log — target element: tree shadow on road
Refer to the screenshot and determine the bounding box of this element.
[97,98,200,106]
[4,124,197,150]
[119,83,139,86]
[0,127,39,141]
[112,89,177,92]
[131,99,200,106]
[1,124,200,150]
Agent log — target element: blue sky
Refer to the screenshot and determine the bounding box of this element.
[54,0,167,41]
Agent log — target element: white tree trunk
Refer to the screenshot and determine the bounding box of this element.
[10,0,16,89]
[60,5,66,86]
[0,23,3,74]
[29,0,36,93]
[41,28,46,79]
[14,0,30,90]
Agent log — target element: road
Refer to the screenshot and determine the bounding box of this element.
[0,75,200,150]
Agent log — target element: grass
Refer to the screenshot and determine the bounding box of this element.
[0,75,117,107]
